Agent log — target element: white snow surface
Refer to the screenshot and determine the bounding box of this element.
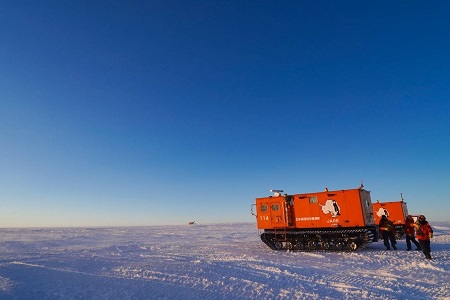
[1,222,449,299]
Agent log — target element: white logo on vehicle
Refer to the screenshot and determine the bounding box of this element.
[320,199,341,217]
[376,208,389,217]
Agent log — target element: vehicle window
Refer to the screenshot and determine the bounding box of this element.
[309,196,318,204]
[260,205,268,212]
[271,204,280,211]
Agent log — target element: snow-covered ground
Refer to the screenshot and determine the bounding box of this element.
[0,222,449,299]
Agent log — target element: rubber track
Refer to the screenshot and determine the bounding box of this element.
[260,228,375,252]
[260,232,279,250]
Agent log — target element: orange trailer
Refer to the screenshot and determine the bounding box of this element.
[372,200,409,239]
[251,186,378,251]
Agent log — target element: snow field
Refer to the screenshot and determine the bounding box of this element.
[0,223,449,299]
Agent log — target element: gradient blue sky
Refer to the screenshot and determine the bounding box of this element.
[1,1,449,227]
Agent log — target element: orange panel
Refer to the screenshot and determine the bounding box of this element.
[255,196,288,229]
[288,188,373,229]
[373,201,408,226]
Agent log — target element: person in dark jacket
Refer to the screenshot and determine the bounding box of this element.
[404,215,421,251]
[379,215,397,250]
[415,215,434,259]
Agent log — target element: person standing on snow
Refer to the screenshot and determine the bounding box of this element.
[404,215,422,251]
[379,215,397,250]
[415,215,434,259]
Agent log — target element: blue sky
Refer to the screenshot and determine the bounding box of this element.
[1,1,449,227]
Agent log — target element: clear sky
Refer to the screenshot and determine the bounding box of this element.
[1,1,449,227]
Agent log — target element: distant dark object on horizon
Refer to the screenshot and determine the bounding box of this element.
[188,221,195,225]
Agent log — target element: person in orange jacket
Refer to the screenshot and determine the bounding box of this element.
[404,215,421,251]
[415,215,434,259]
[379,215,397,250]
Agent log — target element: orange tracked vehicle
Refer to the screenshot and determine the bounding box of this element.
[372,198,409,239]
[251,186,378,251]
